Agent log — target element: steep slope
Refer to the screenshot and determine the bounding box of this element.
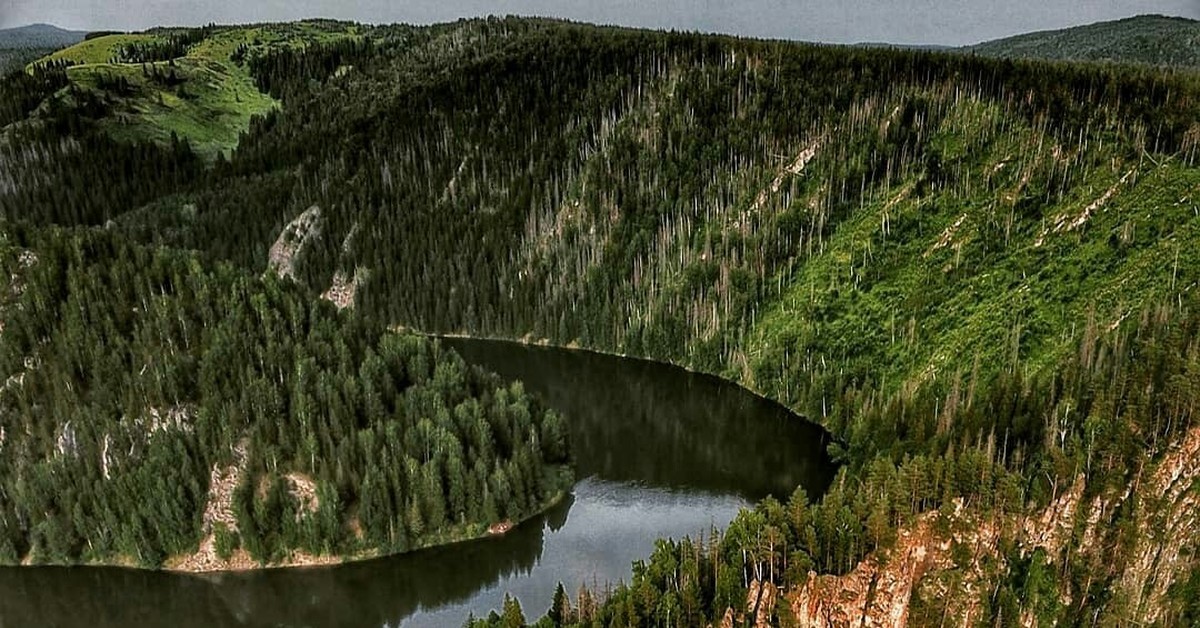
[0,227,571,569]
[967,15,1200,68]
[2,16,1200,623]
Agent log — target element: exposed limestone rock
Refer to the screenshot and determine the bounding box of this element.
[321,266,367,309]
[786,424,1200,627]
[142,404,195,436]
[745,580,777,628]
[166,439,249,572]
[284,472,320,518]
[790,517,948,628]
[266,205,322,280]
[55,420,77,459]
[1117,425,1200,623]
[1021,473,1085,558]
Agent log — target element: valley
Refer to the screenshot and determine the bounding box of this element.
[1,12,1199,626]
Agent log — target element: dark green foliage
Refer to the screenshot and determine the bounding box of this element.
[969,15,1200,68]
[549,582,570,626]
[0,24,86,49]
[0,60,71,126]
[534,294,1200,625]
[0,48,53,74]
[115,26,215,64]
[986,548,1062,626]
[0,227,571,565]
[2,14,1199,624]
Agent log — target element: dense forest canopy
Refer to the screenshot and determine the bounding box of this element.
[2,14,1200,626]
[0,226,571,568]
[967,14,1200,68]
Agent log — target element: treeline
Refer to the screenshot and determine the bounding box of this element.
[115,26,215,64]
[0,60,71,127]
[0,227,570,566]
[248,36,379,101]
[3,15,1200,622]
[470,294,1200,626]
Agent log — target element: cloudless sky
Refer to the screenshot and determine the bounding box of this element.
[1,0,1198,46]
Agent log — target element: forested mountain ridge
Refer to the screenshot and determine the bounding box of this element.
[0,226,571,569]
[3,15,1200,625]
[0,24,86,77]
[10,21,367,158]
[967,14,1200,68]
[0,24,86,50]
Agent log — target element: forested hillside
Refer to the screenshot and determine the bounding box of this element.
[0,227,570,569]
[0,24,86,50]
[968,15,1200,68]
[3,15,1200,625]
[0,24,87,80]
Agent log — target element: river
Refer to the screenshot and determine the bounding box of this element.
[0,338,835,627]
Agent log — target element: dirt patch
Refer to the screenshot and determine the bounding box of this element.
[167,540,257,572]
[281,550,341,568]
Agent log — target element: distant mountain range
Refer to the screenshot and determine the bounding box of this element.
[0,23,87,49]
[966,14,1200,68]
[6,14,1199,67]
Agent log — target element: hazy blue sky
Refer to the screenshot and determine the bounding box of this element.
[2,0,1198,46]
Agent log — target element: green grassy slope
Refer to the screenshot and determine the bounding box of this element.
[28,22,361,158]
[3,16,1200,622]
[42,33,157,64]
[968,15,1200,68]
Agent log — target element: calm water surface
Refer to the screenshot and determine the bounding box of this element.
[0,339,835,627]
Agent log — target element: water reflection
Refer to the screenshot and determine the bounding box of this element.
[0,340,834,627]
[444,338,834,501]
[1,494,566,628]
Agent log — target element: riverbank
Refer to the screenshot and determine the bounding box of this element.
[413,328,815,430]
[13,468,573,574]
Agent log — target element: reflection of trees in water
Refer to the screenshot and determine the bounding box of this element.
[0,344,834,628]
[446,339,836,501]
[0,494,573,628]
